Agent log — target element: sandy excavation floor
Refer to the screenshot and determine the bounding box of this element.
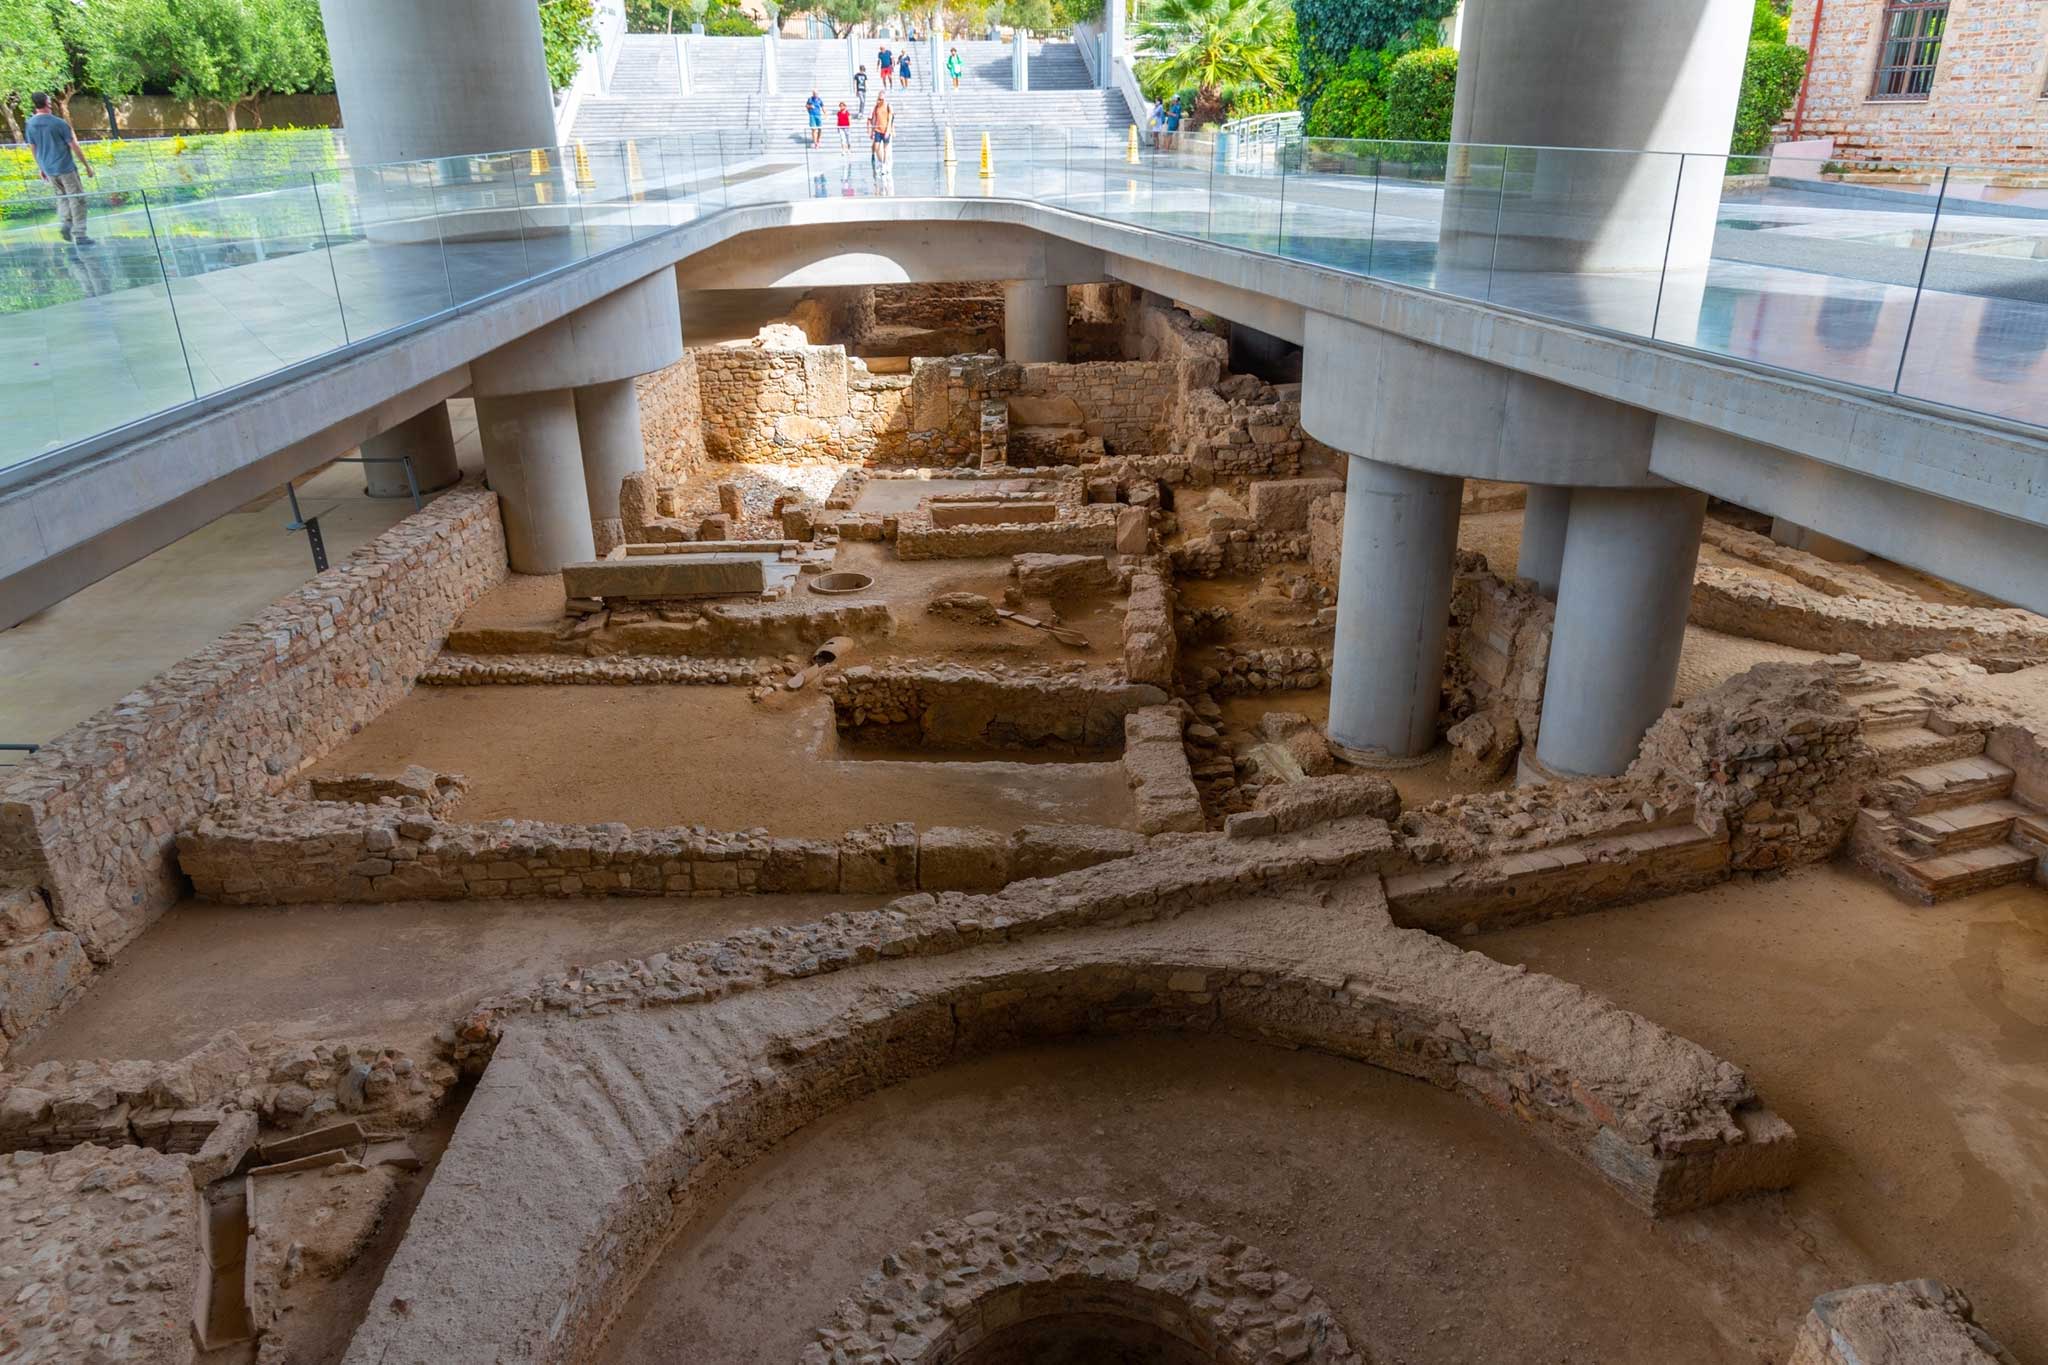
[16,893,892,1067]
[1476,863,2048,1359]
[602,1033,1837,1365]
[310,684,1137,836]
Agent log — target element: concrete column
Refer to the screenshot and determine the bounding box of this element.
[360,402,461,499]
[1770,516,1869,563]
[1004,282,1068,362]
[1516,483,1572,598]
[1012,29,1029,91]
[762,32,778,94]
[1535,486,1707,778]
[1328,456,1465,766]
[476,390,597,574]
[573,378,647,552]
[318,0,555,166]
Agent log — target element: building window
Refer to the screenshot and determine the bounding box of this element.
[1871,0,1948,100]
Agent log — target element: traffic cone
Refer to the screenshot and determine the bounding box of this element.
[625,140,645,198]
[573,140,594,188]
[1125,124,1139,164]
[529,147,549,175]
[943,126,957,165]
[978,130,993,179]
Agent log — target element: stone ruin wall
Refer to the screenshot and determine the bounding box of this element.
[0,487,508,1061]
[633,348,707,486]
[825,665,1168,751]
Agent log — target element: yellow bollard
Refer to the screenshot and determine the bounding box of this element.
[943,126,957,165]
[1126,124,1139,164]
[978,130,994,179]
[529,147,549,175]
[626,140,645,187]
[573,139,595,188]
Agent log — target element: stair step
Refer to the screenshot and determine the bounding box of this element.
[1892,755,2015,813]
[1863,725,1987,773]
[1890,843,2036,903]
[1859,698,1931,732]
[2012,810,2048,856]
[1901,799,2029,855]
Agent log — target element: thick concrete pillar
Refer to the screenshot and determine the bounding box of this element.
[1535,486,1708,778]
[573,378,647,552]
[360,402,461,499]
[1012,29,1029,91]
[1770,517,1869,564]
[1328,457,1465,766]
[471,271,683,573]
[318,0,555,166]
[475,391,596,573]
[1004,282,1068,362]
[1516,483,1572,598]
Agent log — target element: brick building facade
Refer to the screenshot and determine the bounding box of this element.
[1783,0,2048,168]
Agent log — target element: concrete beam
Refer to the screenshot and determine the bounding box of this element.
[1650,418,2048,614]
[1104,253,1305,344]
[671,220,1108,290]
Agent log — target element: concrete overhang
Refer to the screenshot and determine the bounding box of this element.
[3,194,2044,626]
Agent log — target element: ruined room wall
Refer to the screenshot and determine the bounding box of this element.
[1010,361,1179,456]
[1689,566,2048,666]
[0,487,509,977]
[826,666,1168,750]
[635,349,707,486]
[178,800,1153,904]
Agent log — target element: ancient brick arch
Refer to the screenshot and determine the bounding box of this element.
[802,1199,1366,1364]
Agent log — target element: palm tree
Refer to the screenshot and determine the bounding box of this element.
[1134,0,1291,127]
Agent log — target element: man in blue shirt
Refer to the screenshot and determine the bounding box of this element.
[806,89,824,147]
[25,93,95,244]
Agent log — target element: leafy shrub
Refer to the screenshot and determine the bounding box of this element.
[1731,39,1806,156]
[1383,44,1453,142]
[1301,45,1388,139]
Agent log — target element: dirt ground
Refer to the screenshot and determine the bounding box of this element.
[832,539,1127,662]
[309,685,1136,835]
[16,893,888,1067]
[1475,863,2048,1359]
[601,1033,1840,1365]
[851,476,991,515]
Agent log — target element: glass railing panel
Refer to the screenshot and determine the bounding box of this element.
[0,187,195,469]
[1671,153,1945,394]
[145,174,347,396]
[1205,130,1284,256]
[422,152,533,303]
[311,162,454,342]
[1893,169,2048,427]
[508,148,587,275]
[576,139,639,254]
[1281,139,1384,278]
[1482,145,1681,337]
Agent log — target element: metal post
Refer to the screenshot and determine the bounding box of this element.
[285,482,330,572]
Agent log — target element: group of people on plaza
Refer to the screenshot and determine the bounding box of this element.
[806,86,895,168]
[803,39,966,167]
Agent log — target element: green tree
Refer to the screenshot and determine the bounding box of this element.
[1050,0,1104,27]
[1381,42,1451,141]
[1731,38,1805,156]
[702,0,763,33]
[0,0,71,140]
[800,0,897,37]
[1002,0,1051,31]
[1294,0,1452,118]
[538,0,598,88]
[74,0,330,129]
[1133,0,1291,126]
[1750,0,1789,44]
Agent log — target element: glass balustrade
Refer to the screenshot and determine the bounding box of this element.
[4,129,2043,479]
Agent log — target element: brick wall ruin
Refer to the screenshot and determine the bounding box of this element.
[1783,0,2048,168]
[826,665,1168,750]
[634,349,707,486]
[0,487,508,1016]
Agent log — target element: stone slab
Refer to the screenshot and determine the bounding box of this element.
[562,554,767,601]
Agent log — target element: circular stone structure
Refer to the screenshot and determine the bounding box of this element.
[809,571,876,595]
[802,1199,1364,1364]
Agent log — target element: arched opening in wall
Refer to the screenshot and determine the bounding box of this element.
[950,1305,1214,1365]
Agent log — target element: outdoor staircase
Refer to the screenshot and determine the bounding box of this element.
[1836,660,2047,904]
[569,34,1131,156]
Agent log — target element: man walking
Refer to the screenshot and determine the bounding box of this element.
[26,93,95,245]
[854,63,868,114]
[806,88,825,147]
[869,93,893,170]
[878,45,894,89]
